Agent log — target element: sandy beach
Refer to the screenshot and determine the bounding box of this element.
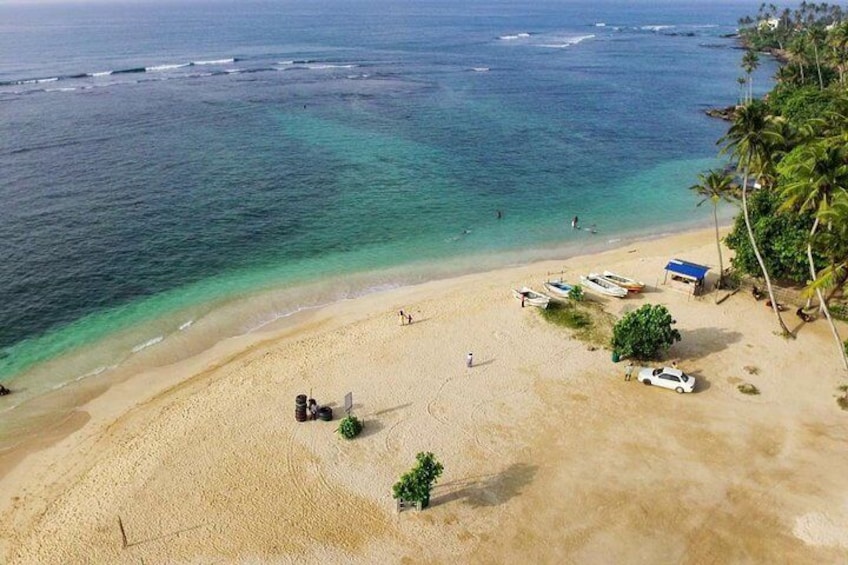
[2,227,848,564]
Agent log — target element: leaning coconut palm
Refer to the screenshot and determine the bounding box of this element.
[690,169,736,299]
[779,140,848,371]
[720,101,793,336]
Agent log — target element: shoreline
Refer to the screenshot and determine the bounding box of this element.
[0,217,724,450]
[4,224,848,562]
[0,225,724,479]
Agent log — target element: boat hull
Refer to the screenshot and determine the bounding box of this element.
[579,274,628,298]
[512,287,550,309]
[543,279,574,298]
[601,270,645,293]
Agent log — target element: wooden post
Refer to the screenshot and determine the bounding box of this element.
[118,516,128,549]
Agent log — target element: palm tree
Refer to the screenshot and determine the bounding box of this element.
[720,101,793,336]
[808,26,827,89]
[742,49,760,103]
[827,21,848,87]
[787,33,808,84]
[779,140,848,370]
[690,170,736,299]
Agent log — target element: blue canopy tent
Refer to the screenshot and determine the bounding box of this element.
[663,259,709,295]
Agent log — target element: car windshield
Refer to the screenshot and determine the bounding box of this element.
[652,368,662,376]
[681,375,689,382]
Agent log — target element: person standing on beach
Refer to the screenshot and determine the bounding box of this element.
[625,361,634,381]
[466,352,473,368]
[572,216,579,229]
[399,310,405,325]
[407,313,413,325]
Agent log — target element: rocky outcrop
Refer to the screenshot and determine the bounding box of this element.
[705,105,738,121]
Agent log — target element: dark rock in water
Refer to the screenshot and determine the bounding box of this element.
[705,105,737,121]
[0,384,10,396]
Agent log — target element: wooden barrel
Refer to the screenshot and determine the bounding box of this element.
[295,407,308,422]
[296,394,307,406]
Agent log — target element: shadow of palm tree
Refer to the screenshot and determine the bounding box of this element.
[430,463,537,508]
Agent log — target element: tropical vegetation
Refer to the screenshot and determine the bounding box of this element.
[695,3,848,377]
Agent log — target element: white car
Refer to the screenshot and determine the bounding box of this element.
[637,367,696,394]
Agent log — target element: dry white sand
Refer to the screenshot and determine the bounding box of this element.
[2,228,848,564]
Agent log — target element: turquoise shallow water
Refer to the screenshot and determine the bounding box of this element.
[0,0,773,405]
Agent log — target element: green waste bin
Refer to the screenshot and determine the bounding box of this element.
[611,351,620,363]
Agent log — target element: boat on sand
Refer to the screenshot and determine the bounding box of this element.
[543,279,575,299]
[600,271,645,293]
[580,273,628,298]
[512,287,551,309]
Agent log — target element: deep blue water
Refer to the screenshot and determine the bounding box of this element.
[0,0,774,397]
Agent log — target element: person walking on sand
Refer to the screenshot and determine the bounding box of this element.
[625,361,634,381]
[466,352,473,368]
[407,313,413,325]
[399,310,405,326]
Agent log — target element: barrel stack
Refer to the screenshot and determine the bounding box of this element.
[295,394,308,422]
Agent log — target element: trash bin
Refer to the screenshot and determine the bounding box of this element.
[611,351,620,363]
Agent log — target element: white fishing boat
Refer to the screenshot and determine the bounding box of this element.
[580,273,628,298]
[600,270,645,293]
[543,279,575,299]
[512,287,550,309]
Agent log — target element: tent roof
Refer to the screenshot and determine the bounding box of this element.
[664,259,709,281]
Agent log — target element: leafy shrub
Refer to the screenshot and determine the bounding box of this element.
[392,452,444,509]
[568,285,584,302]
[737,383,760,395]
[337,415,363,439]
[610,304,681,361]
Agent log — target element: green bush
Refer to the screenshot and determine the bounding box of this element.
[337,415,363,439]
[610,304,681,361]
[568,285,584,302]
[392,452,444,509]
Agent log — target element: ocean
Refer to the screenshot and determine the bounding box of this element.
[0,0,774,415]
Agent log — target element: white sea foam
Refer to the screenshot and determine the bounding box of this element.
[91,71,113,77]
[641,25,674,32]
[146,63,191,72]
[0,403,19,414]
[192,58,234,65]
[540,34,595,48]
[46,87,76,92]
[305,64,357,70]
[499,32,531,40]
[277,60,295,65]
[595,22,606,27]
[132,336,164,353]
[179,320,194,331]
[471,67,490,72]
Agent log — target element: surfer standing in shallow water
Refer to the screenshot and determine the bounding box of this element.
[571,216,578,229]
